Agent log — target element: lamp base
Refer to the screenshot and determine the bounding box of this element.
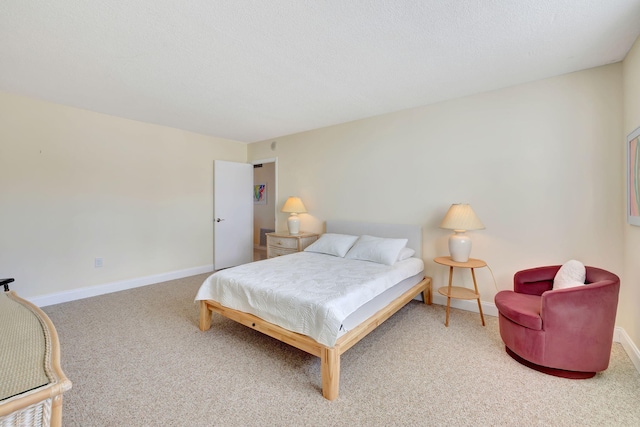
[287,213,300,235]
[448,231,472,262]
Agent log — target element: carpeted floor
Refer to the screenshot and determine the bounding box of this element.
[43,273,640,426]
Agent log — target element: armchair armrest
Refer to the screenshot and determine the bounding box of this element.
[541,280,620,334]
[513,266,560,295]
[585,266,621,284]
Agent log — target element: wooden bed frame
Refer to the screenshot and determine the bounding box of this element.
[198,221,431,400]
[199,277,431,400]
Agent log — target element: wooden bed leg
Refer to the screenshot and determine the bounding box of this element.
[199,301,212,331]
[321,347,340,400]
[422,277,432,305]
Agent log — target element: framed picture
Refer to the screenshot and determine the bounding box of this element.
[254,183,267,205]
[628,127,640,226]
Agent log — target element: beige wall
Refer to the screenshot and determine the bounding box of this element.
[249,64,625,322]
[622,37,640,349]
[0,91,246,299]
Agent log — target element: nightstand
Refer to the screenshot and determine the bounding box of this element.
[434,256,486,327]
[266,232,319,258]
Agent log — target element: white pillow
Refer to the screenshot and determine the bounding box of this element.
[397,247,415,262]
[344,235,408,265]
[303,233,359,257]
[553,260,586,289]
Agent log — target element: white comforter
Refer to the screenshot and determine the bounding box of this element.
[195,252,424,347]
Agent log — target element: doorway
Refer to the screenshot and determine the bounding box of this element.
[253,159,277,261]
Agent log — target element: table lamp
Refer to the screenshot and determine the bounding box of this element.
[281,196,307,235]
[439,203,484,262]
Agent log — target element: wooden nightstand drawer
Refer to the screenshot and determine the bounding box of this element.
[269,237,298,250]
[268,246,296,257]
[266,232,319,258]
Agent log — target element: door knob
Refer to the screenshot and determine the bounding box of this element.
[215,218,225,222]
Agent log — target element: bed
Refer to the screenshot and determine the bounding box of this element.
[196,221,432,400]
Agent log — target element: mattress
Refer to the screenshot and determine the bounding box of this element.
[195,251,424,347]
[338,270,425,338]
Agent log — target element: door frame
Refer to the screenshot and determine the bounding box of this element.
[252,157,278,235]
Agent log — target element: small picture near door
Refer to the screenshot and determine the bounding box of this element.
[254,183,267,204]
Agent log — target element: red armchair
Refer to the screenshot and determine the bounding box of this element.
[494,265,620,378]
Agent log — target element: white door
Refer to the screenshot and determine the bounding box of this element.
[213,160,253,270]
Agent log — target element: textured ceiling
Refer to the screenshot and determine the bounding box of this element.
[2,1,640,143]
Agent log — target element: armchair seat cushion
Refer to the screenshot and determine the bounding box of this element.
[495,290,542,330]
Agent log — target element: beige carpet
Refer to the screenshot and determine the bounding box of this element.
[43,273,640,426]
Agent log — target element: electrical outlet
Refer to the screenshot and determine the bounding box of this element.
[94,257,103,268]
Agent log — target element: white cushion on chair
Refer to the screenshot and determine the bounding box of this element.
[553,260,586,289]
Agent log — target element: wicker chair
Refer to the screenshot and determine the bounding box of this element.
[0,291,72,427]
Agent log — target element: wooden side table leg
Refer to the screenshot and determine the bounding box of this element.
[445,266,453,327]
[470,268,485,326]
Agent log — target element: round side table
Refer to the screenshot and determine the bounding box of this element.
[434,256,486,327]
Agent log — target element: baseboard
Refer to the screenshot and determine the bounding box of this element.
[30,265,214,307]
[431,293,499,317]
[615,327,640,373]
[432,295,640,374]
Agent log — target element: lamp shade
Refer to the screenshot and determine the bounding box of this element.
[439,204,484,262]
[281,197,307,214]
[439,204,484,231]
